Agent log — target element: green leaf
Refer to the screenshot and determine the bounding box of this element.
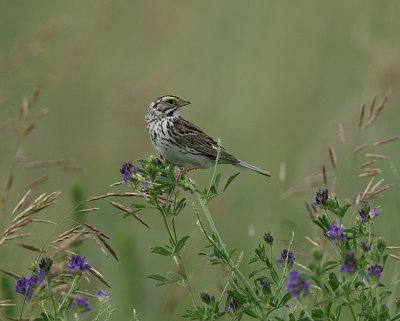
[328,272,339,291]
[150,246,172,256]
[147,274,169,286]
[214,173,222,190]
[175,235,190,253]
[279,292,291,306]
[223,172,240,192]
[323,261,339,272]
[248,267,267,279]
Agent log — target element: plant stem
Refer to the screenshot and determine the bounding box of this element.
[47,275,58,321]
[58,274,80,313]
[175,255,198,308]
[194,191,265,319]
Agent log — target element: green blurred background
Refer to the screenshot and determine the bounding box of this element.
[1,1,400,320]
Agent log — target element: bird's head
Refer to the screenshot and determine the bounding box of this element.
[148,95,190,117]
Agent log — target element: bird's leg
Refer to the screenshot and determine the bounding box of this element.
[175,166,201,182]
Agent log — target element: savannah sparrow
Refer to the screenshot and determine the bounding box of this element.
[145,95,271,177]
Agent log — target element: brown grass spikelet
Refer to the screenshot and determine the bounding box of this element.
[110,201,150,228]
[364,153,390,160]
[11,189,32,216]
[358,104,366,128]
[89,267,111,288]
[362,93,391,130]
[353,143,368,154]
[373,136,399,146]
[328,146,337,169]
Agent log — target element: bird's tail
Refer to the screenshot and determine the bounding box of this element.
[236,160,271,177]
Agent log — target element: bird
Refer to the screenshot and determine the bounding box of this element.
[145,95,271,177]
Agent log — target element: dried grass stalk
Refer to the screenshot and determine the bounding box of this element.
[87,192,144,201]
[373,136,399,146]
[305,236,319,247]
[358,104,366,128]
[16,243,43,253]
[0,268,21,279]
[25,175,50,189]
[362,93,391,130]
[78,208,100,213]
[364,153,390,160]
[328,146,337,169]
[110,201,150,228]
[322,165,327,185]
[27,160,82,172]
[279,161,286,182]
[89,267,111,288]
[12,189,32,216]
[352,143,368,154]
[360,160,376,169]
[358,169,382,178]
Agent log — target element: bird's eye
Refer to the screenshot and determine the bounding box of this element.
[166,99,174,105]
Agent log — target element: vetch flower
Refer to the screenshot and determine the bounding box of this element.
[372,208,380,218]
[312,189,329,207]
[367,264,384,279]
[120,162,140,183]
[257,276,271,295]
[286,269,311,298]
[263,232,274,246]
[200,291,212,305]
[15,277,37,299]
[360,241,371,252]
[226,298,239,314]
[67,255,92,272]
[358,203,380,223]
[96,290,110,303]
[142,178,152,192]
[277,249,295,267]
[73,296,91,312]
[340,251,357,273]
[39,257,53,273]
[326,224,346,244]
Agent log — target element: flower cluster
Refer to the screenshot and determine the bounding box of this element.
[15,276,41,299]
[15,259,50,300]
[359,203,380,223]
[286,269,311,298]
[73,296,91,312]
[120,162,140,183]
[367,264,384,279]
[67,255,92,272]
[277,249,295,267]
[312,188,329,207]
[340,251,358,273]
[326,223,346,244]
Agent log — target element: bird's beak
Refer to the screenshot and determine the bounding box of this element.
[178,99,191,107]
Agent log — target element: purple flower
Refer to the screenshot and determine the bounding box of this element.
[312,189,329,207]
[286,269,311,298]
[142,178,152,192]
[358,203,380,223]
[120,162,140,183]
[15,269,45,299]
[96,290,110,303]
[326,224,346,244]
[15,277,36,298]
[73,296,91,312]
[360,241,371,252]
[67,255,91,272]
[277,249,295,268]
[372,208,380,218]
[226,298,239,314]
[367,264,384,279]
[340,252,357,273]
